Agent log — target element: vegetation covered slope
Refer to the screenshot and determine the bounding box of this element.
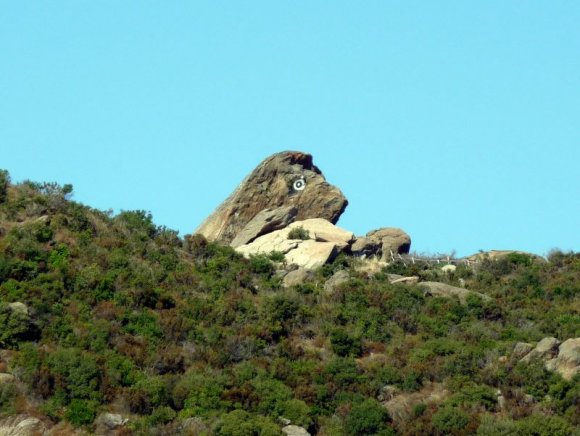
[0,170,578,435]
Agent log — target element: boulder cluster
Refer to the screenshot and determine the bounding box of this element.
[196,151,411,270]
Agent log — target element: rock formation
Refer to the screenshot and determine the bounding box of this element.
[236,218,353,270]
[196,151,348,244]
[519,337,580,380]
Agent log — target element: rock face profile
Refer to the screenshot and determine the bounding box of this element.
[196,151,348,244]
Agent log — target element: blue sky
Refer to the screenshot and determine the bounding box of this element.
[1,2,578,257]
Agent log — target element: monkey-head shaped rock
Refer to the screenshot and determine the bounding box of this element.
[196,151,348,244]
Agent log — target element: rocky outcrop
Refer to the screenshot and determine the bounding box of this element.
[230,206,297,248]
[236,219,352,270]
[520,337,580,380]
[366,228,411,260]
[196,151,348,244]
[418,282,491,305]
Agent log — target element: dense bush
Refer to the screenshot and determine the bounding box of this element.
[0,171,577,433]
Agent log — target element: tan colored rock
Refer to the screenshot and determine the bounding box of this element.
[0,415,47,436]
[236,230,301,257]
[513,342,534,359]
[441,264,456,274]
[196,151,348,244]
[521,337,560,363]
[545,338,580,380]
[283,269,316,287]
[418,282,491,305]
[235,219,348,270]
[0,373,15,385]
[230,206,298,248]
[286,240,338,270]
[350,237,381,257]
[288,219,353,250]
[323,270,350,293]
[7,302,28,316]
[366,228,411,260]
[282,425,310,436]
[391,276,420,285]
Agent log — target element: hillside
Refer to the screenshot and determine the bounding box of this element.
[0,169,578,435]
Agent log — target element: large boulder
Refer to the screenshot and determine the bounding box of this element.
[350,237,381,257]
[546,338,580,380]
[196,151,348,244]
[520,337,560,363]
[236,219,351,270]
[230,206,297,248]
[366,228,411,260]
[285,240,338,270]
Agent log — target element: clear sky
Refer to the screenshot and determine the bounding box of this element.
[1,2,578,257]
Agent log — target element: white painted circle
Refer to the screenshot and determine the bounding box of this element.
[293,178,306,191]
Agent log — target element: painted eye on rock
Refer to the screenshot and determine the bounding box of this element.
[293,177,306,191]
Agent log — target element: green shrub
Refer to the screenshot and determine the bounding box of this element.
[217,410,282,436]
[0,303,30,348]
[0,169,9,203]
[345,399,390,435]
[514,414,573,436]
[147,406,177,426]
[280,399,312,427]
[0,382,17,416]
[47,348,101,401]
[288,226,310,240]
[330,329,362,357]
[65,399,98,426]
[432,406,469,434]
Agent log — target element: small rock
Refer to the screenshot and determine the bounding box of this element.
[282,425,311,436]
[95,413,128,429]
[278,417,292,426]
[441,264,456,274]
[0,373,16,385]
[323,270,350,293]
[7,302,28,316]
